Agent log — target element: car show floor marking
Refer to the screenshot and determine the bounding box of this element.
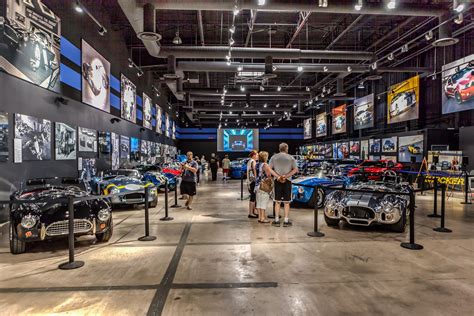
[171,282,278,289]
[0,284,162,293]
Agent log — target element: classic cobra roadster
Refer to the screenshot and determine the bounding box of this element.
[9,178,113,254]
[138,164,177,191]
[324,179,412,232]
[90,169,158,208]
[292,175,354,208]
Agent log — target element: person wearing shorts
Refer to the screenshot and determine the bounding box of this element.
[247,150,258,218]
[222,154,230,181]
[269,143,298,227]
[255,151,274,223]
[180,151,199,210]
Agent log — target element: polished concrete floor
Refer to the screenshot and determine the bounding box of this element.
[0,173,473,315]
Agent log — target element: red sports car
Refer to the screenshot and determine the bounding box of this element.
[162,168,182,176]
[348,160,403,181]
[444,65,474,104]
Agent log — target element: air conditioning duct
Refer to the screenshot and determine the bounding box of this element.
[334,78,346,96]
[433,13,459,47]
[263,56,277,79]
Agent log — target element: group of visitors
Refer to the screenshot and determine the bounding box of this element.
[247,143,298,227]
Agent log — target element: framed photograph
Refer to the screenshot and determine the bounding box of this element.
[98,131,111,155]
[0,112,9,162]
[120,135,130,159]
[382,136,397,153]
[0,0,61,92]
[315,113,327,137]
[111,132,119,170]
[130,137,140,162]
[156,105,163,134]
[303,118,312,139]
[55,122,76,160]
[78,127,97,152]
[165,112,170,138]
[441,54,474,114]
[172,121,176,140]
[360,140,369,160]
[354,94,374,130]
[399,135,424,163]
[142,93,153,129]
[14,113,51,161]
[369,139,381,153]
[79,158,97,181]
[332,105,347,134]
[81,39,110,112]
[120,74,136,123]
[349,140,360,158]
[387,75,419,124]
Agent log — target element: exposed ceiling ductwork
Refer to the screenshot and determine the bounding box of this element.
[136,0,445,17]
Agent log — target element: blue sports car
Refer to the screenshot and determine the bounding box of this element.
[291,175,354,208]
[230,158,248,179]
[138,165,177,191]
[90,169,158,208]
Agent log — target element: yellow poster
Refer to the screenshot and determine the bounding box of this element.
[387,75,419,124]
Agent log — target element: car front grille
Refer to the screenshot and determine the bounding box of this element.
[45,219,93,236]
[124,193,144,200]
[343,206,375,220]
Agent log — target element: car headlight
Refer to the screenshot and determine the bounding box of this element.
[297,187,304,194]
[21,214,37,229]
[98,209,111,222]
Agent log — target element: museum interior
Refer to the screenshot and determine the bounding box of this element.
[0,0,473,315]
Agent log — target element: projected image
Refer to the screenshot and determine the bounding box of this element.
[303,118,312,139]
[55,122,76,160]
[442,54,474,114]
[81,39,110,112]
[0,112,9,162]
[14,113,51,161]
[121,74,136,123]
[143,93,152,129]
[354,94,374,130]
[226,130,254,152]
[388,75,419,124]
[156,106,163,134]
[332,105,347,134]
[78,127,96,152]
[399,135,423,163]
[0,0,61,92]
[316,113,327,137]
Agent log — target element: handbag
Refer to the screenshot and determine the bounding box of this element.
[260,177,273,193]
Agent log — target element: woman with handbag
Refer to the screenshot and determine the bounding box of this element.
[255,151,274,223]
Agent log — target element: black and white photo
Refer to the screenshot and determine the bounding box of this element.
[111,132,119,170]
[120,135,130,160]
[0,0,61,92]
[0,112,9,162]
[143,93,152,129]
[156,105,163,134]
[165,112,170,138]
[354,94,374,130]
[55,122,76,160]
[81,39,110,112]
[98,131,111,155]
[121,74,136,123]
[78,127,96,152]
[14,113,51,161]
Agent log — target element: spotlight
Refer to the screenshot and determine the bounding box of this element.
[172,31,182,45]
[240,86,245,92]
[98,26,107,36]
[387,0,396,10]
[237,65,243,71]
[128,58,134,68]
[110,118,121,124]
[357,81,365,89]
[229,25,236,34]
[323,66,328,72]
[454,13,463,24]
[371,62,377,70]
[308,99,313,105]
[272,65,277,71]
[347,66,352,72]
[233,6,240,16]
[258,0,266,6]
[74,1,83,13]
[226,60,231,66]
[453,0,465,13]
[425,30,434,41]
[354,0,363,11]
[293,104,297,108]
[229,38,235,46]
[297,65,303,72]
[306,86,310,92]
[225,123,228,126]
[276,104,280,108]
[257,111,261,115]
[318,0,328,8]
[223,88,227,94]
[260,85,265,91]
[229,111,233,115]
[431,73,437,80]
[272,111,276,115]
[226,54,231,61]
[387,53,395,61]
[401,44,409,53]
[137,70,144,77]
[263,103,268,108]
[277,86,282,92]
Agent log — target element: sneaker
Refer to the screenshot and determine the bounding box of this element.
[283,220,292,227]
[271,221,281,227]
[187,206,193,210]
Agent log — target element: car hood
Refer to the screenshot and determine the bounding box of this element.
[292,176,340,186]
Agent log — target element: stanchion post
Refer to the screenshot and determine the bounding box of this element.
[160,179,174,221]
[268,201,276,219]
[170,177,181,208]
[58,196,85,270]
[240,172,244,200]
[461,172,471,205]
[307,186,324,237]
[428,177,441,218]
[139,188,157,241]
[400,191,423,250]
[420,176,425,196]
[434,183,452,233]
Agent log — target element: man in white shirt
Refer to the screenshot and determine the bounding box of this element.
[269,143,298,227]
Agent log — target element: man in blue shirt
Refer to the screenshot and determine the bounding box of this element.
[180,151,199,210]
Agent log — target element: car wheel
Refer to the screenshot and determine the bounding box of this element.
[324,214,340,227]
[96,218,113,242]
[308,188,325,208]
[389,217,406,233]
[455,91,462,104]
[9,224,26,254]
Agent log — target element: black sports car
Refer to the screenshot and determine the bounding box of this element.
[9,178,113,254]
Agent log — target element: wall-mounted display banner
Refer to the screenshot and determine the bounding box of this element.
[81,39,110,112]
[98,131,111,156]
[303,118,312,140]
[142,93,153,129]
[0,0,61,92]
[332,105,347,134]
[387,75,419,124]
[121,74,136,123]
[165,113,170,138]
[354,94,374,130]
[382,136,397,153]
[111,132,119,170]
[369,138,381,153]
[398,134,423,163]
[156,105,163,134]
[78,127,97,152]
[0,112,9,162]
[120,135,130,160]
[316,113,327,137]
[172,121,176,140]
[442,54,474,114]
[427,150,463,171]
[130,137,140,162]
[349,140,360,159]
[141,140,151,163]
[55,122,76,160]
[360,140,369,160]
[14,113,51,161]
[79,158,97,181]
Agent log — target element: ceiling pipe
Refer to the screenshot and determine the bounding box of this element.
[155,46,374,61]
[433,13,459,47]
[334,78,346,97]
[137,0,445,17]
[187,88,310,95]
[190,95,354,102]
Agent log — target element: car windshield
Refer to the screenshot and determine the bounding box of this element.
[451,67,471,81]
[105,170,140,178]
[360,161,385,167]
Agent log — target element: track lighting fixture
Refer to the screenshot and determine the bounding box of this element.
[387,53,395,61]
[260,85,265,91]
[277,86,281,92]
[318,0,328,8]
[401,44,409,53]
[226,60,231,66]
[425,30,434,41]
[240,86,245,92]
[263,103,268,108]
[233,5,240,16]
[323,66,328,72]
[237,65,243,71]
[226,54,231,61]
[74,1,83,13]
[387,0,396,10]
[297,65,303,72]
[354,0,363,11]
[454,13,463,24]
[347,66,352,72]
[453,0,465,13]
[229,38,235,46]
[137,70,144,77]
[276,104,280,108]
[128,58,134,68]
[306,86,310,92]
[229,25,236,34]
[258,0,266,6]
[357,82,365,89]
[98,26,107,36]
[371,62,377,70]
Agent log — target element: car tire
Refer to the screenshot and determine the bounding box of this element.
[308,188,326,208]
[455,91,462,104]
[389,217,406,233]
[324,214,340,227]
[148,197,158,208]
[96,218,113,242]
[9,224,26,255]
